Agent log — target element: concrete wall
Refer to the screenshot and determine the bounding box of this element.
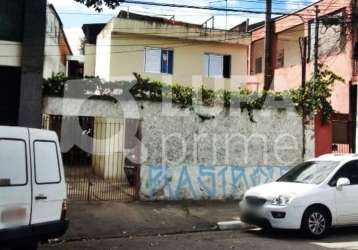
[43,97,315,200]
[43,97,124,118]
[92,117,125,180]
[139,102,314,200]
[141,165,290,200]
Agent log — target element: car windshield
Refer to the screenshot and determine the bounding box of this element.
[277,161,339,184]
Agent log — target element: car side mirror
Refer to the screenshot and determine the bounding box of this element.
[337,177,350,190]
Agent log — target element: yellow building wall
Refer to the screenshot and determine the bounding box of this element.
[84,44,96,77]
[105,34,248,90]
[95,23,113,81]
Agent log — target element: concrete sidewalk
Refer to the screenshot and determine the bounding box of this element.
[65,201,240,240]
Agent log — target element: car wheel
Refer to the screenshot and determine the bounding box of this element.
[301,207,330,239]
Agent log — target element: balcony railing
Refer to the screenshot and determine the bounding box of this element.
[332,144,351,154]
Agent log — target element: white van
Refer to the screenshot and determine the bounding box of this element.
[0,126,68,249]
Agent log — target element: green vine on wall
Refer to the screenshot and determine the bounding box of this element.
[43,67,343,123]
[289,65,344,123]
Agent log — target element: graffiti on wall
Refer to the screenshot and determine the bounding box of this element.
[141,165,290,200]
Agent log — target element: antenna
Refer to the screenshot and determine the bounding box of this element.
[169,15,175,23]
[225,0,228,30]
[202,16,215,30]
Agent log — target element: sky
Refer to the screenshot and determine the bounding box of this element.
[48,0,314,55]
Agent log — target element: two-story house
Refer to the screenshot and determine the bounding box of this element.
[0,1,72,127]
[83,11,250,90]
[247,0,357,155]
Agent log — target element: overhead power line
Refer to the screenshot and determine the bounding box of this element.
[120,0,295,16]
[119,0,352,18]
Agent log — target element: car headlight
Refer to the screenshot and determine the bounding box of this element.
[271,194,294,206]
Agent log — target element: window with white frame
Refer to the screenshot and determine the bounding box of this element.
[144,48,174,74]
[203,53,231,78]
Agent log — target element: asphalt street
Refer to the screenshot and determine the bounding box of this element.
[39,227,358,250]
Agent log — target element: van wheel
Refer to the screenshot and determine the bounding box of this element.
[12,240,38,250]
[301,207,330,239]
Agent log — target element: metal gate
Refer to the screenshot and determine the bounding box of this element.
[42,115,140,201]
[332,113,352,154]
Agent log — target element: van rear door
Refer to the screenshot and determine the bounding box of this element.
[30,129,66,224]
[0,127,31,230]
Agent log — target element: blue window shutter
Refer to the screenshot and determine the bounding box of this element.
[160,50,173,74]
[168,50,174,74]
[161,50,167,73]
[223,55,231,78]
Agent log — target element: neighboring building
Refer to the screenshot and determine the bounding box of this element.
[247,0,357,155]
[83,11,250,89]
[43,4,73,79]
[67,55,84,78]
[0,1,72,127]
[82,23,106,77]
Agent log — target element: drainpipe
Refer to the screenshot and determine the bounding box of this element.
[299,37,307,160]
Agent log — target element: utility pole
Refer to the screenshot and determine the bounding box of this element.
[314,6,320,80]
[225,0,228,38]
[263,0,273,90]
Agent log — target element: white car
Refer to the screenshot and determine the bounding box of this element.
[240,154,358,238]
[0,126,68,250]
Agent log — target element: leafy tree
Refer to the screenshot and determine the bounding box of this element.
[74,0,123,11]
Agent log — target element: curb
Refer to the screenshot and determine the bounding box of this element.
[62,227,219,243]
[217,220,251,231]
[48,223,250,246]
